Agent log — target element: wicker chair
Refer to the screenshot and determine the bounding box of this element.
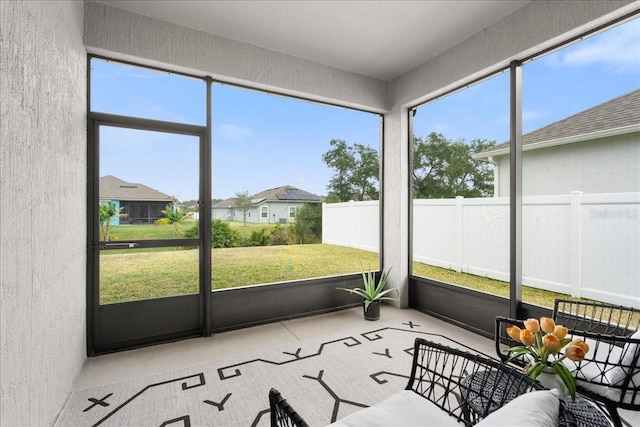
[495,299,640,427]
[269,388,309,427]
[271,337,573,426]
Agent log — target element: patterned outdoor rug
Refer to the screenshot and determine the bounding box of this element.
[55,320,485,427]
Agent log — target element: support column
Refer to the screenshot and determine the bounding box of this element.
[382,105,410,308]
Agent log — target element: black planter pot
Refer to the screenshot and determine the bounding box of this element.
[363,300,381,321]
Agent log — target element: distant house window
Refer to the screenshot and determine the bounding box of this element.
[289,206,297,218]
[260,206,268,219]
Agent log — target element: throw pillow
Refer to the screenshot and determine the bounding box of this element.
[475,389,559,427]
[607,330,640,386]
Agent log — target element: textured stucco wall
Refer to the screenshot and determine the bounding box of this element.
[0,1,87,426]
[83,1,389,113]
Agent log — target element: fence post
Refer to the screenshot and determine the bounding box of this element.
[570,191,583,298]
[455,196,464,273]
[349,200,355,248]
[322,203,326,244]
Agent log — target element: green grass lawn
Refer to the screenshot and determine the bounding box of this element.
[108,220,284,241]
[412,263,578,310]
[100,244,378,304]
[99,237,579,308]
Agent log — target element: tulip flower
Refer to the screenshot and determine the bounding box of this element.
[506,326,522,342]
[543,333,561,352]
[565,344,587,361]
[520,329,536,346]
[523,318,540,333]
[504,317,590,402]
[553,325,568,340]
[540,317,556,334]
[569,338,589,354]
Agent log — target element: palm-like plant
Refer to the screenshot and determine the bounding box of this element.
[155,205,192,238]
[337,263,398,312]
[99,201,123,241]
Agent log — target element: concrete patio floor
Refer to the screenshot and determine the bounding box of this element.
[71,306,638,426]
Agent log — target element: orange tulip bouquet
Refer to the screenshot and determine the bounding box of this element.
[505,316,589,401]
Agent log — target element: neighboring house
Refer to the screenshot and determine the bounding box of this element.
[474,89,640,196]
[100,175,175,225]
[212,185,324,224]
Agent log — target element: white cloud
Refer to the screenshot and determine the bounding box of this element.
[546,20,640,73]
[218,123,252,141]
[522,109,545,122]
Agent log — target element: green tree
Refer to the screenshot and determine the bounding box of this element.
[234,190,252,226]
[322,139,379,202]
[351,143,379,200]
[296,203,322,240]
[413,132,495,199]
[322,139,355,202]
[287,203,321,244]
[99,201,122,241]
[155,205,191,238]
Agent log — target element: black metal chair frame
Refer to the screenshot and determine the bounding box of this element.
[269,388,309,427]
[494,299,640,427]
[271,337,574,426]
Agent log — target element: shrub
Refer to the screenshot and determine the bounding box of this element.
[247,228,270,246]
[184,220,241,248]
[269,225,288,246]
[288,203,322,244]
[212,220,241,248]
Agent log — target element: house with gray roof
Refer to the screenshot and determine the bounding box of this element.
[212,185,323,224]
[474,89,640,196]
[100,175,175,225]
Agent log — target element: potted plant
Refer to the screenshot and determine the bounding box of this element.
[337,264,398,321]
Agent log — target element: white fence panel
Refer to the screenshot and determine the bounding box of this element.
[461,197,510,282]
[522,194,573,294]
[412,199,458,269]
[578,192,640,307]
[322,201,379,252]
[322,192,640,308]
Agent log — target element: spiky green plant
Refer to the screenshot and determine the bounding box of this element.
[337,263,398,312]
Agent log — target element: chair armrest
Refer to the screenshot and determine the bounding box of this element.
[405,337,548,425]
[553,299,640,337]
[269,388,309,427]
[494,316,526,365]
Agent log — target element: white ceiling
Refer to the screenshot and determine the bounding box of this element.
[95,1,530,81]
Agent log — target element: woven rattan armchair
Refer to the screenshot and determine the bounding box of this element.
[495,299,640,427]
[271,338,573,426]
[269,388,309,427]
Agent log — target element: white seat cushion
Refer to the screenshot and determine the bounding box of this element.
[328,390,462,426]
[475,389,559,427]
[605,330,640,404]
[566,331,640,404]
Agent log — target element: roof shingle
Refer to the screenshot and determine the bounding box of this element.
[99,175,174,202]
[213,185,323,208]
[478,89,640,156]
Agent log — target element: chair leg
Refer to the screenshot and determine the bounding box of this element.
[604,403,622,427]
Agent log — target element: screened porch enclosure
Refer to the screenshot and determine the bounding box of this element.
[119,201,167,224]
[84,4,640,355]
[4,2,639,425]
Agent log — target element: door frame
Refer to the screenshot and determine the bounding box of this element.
[87,113,210,355]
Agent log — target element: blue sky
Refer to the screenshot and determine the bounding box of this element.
[93,18,639,202]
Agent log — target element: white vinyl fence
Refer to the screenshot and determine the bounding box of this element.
[322,192,640,308]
